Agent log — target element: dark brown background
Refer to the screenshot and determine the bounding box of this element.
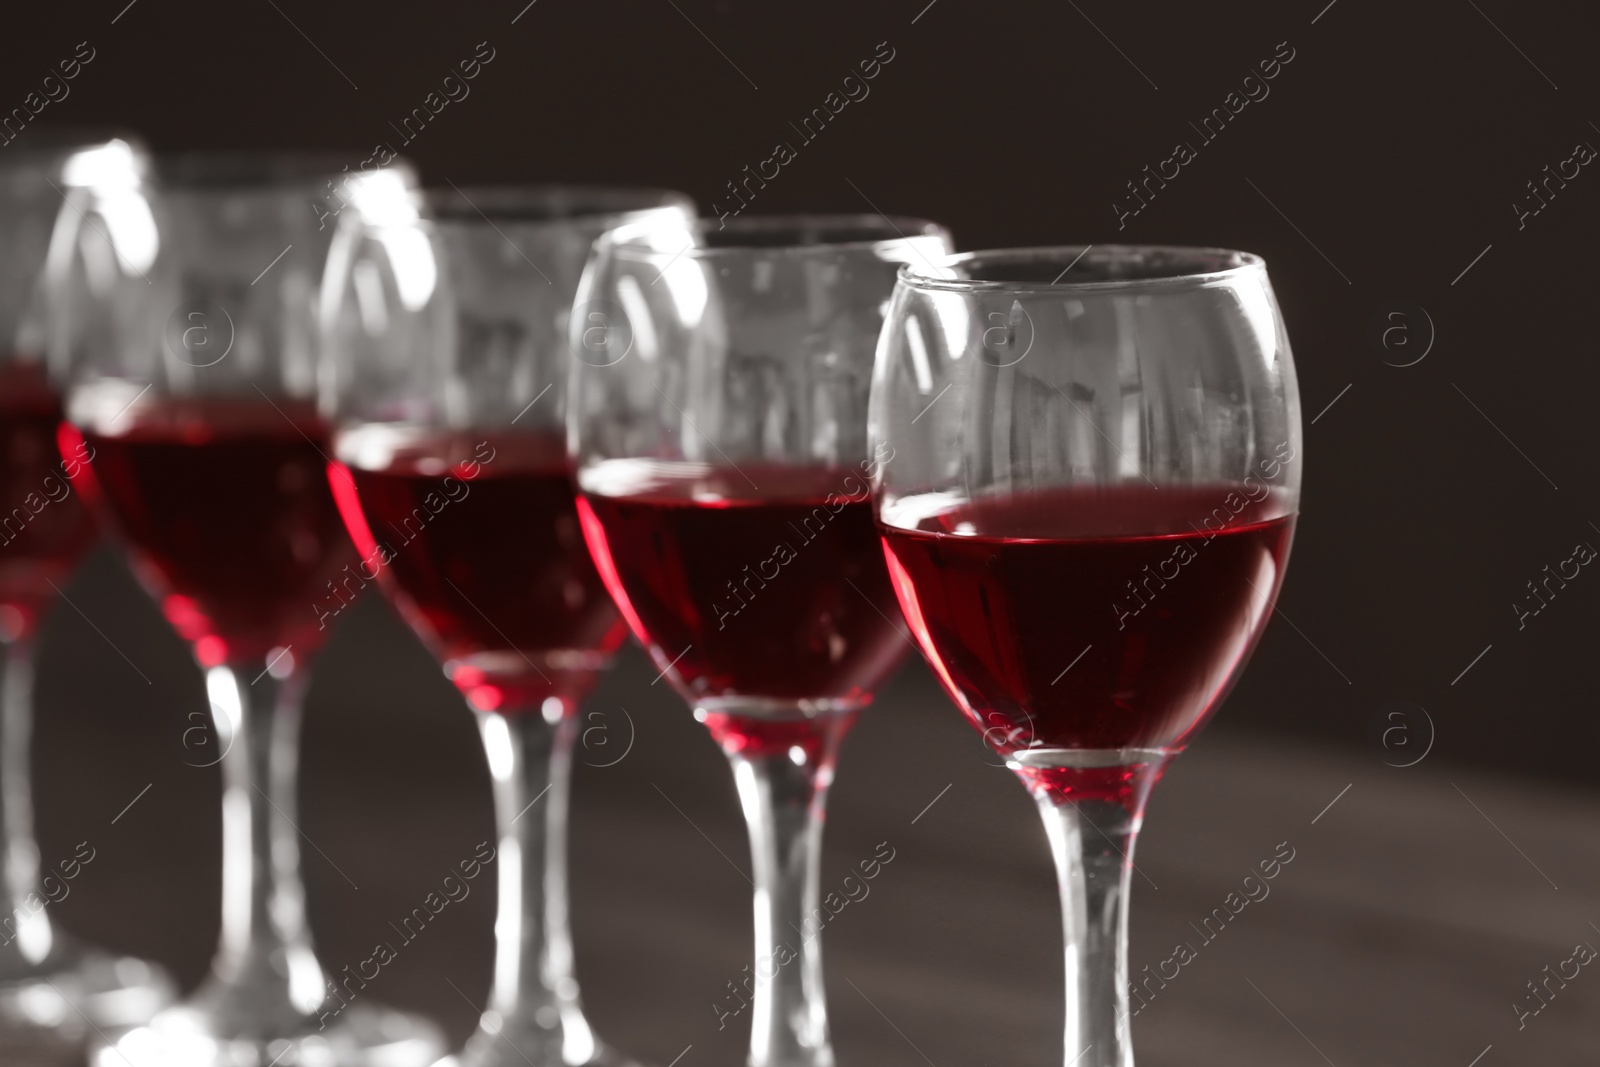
[5,1,1599,1064]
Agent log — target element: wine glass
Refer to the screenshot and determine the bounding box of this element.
[568,215,952,1067]
[869,246,1301,1067]
[318,184,693,1067]
[0,133,177,1060]
[48,152,448,1067]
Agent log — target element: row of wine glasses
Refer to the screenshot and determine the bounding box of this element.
[12,133,1301,1067]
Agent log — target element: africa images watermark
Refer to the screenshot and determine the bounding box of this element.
[311,39,499,231]
[314,440,499,631]
[0,842,97,950]
[1369,698,1435,769]
[0,40,98,147]
[709,40,897,227]
[1513,927,1596,1031]
[1113,39,1297,230]
[1512,533,1594,630]
[711,840,896,1030]
[1110,441,1296,630]
[0,437,95,549]
[318,840,496,1029]
[1512,136,1594,231]
[710,443,894,631]
[1455,130,1597,285]
[1119,840,1296,1019]
[579,706,635,768]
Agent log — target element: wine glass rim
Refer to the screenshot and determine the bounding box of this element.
[152,151,416,190]
[0,129,146,166]
[898,245,1267,293]
[610,213,949,259]
[425,184,693,228]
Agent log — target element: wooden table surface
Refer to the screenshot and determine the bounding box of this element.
[557,672,1598,1067]
[31,555,1599,1067]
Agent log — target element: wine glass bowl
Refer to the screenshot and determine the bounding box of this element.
[570,216,951,716]
[574,462,906,715]
[0,135,117,642]
[68,391,355,668]
[870,246,1300,1067]
[323,185,690,716]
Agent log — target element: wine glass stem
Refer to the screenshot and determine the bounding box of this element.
[724,718,848,1067]
[1035,796,1140,1067]
[0,636,52,970]
[478,705,591,1046]
[210,662,321,1012]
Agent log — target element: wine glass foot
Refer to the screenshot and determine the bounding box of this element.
[0,944,176,1065]
[441,1011,641,1067]
[91,1000,449,1067]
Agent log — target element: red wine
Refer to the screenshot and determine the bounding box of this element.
[330,427,626,712]
[576,461,908,710]
[699,708,856,762]
[75,395,356,666]
[0,363,96,640]
[880,484,1295,803]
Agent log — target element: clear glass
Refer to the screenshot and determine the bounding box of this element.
[319,184,694,1067]
[870,246,1301,1067]
[0,132,177,1061]
[46,152,447,1067]
[568,216,952,1067]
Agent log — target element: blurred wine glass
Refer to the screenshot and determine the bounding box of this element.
[0,131,176,1065]
[50,151,447,1067]
[319,183,693,1067]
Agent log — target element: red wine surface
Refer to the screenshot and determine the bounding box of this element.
[880,484,1295,784]
[78,396,355,665]
[331,427,625,711]
[0,363,95,639]
[577,461,907,708]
